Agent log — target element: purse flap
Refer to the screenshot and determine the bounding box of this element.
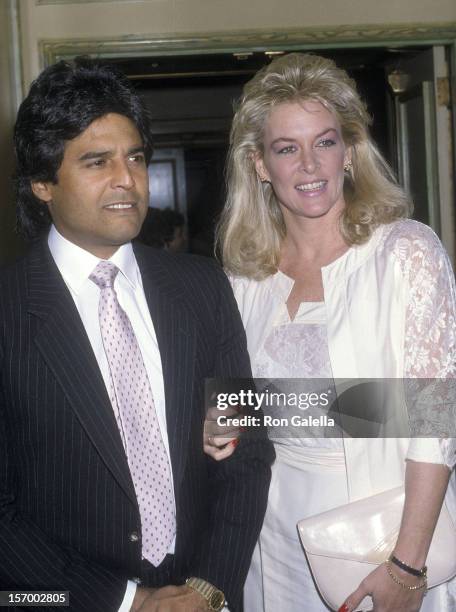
[298,486,404,563]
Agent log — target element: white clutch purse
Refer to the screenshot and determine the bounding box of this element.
[297,486,456,611]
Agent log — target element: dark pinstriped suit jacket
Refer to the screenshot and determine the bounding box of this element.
[0,240,274,612]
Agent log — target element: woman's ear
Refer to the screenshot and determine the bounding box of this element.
[254,153,270,183]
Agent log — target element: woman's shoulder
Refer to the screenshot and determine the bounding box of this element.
[380,218,447,269]
[227,272,274,290]
[383,218,443,252]
[226,271,288,317]
[374,220,456,297]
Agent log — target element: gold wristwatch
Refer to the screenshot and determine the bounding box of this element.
[186,577,225,611]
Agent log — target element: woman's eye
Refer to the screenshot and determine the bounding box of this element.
[317,139,336,148]
[277,145,296,155]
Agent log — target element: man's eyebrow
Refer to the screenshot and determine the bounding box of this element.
[78,150,111,162]
[128,145,145,155]
[78,145,145,162]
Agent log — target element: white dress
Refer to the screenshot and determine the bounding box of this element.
[236,220,456,612]
[244,301,348,611]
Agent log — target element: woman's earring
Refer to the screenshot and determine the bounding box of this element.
[344,160,353,173]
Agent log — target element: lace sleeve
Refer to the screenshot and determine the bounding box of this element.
[390,221,456,469]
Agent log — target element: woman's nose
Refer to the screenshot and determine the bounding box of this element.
[299,149,319,174]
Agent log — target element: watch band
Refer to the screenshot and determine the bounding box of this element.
[186,577,225,611]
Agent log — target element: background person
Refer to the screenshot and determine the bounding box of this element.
[206,52,456,612]
[137,207,187,252]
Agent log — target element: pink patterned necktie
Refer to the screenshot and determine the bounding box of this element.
[90,260,175,566]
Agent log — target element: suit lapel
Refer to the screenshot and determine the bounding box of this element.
[27,242,137,506]
[135,246,197,508]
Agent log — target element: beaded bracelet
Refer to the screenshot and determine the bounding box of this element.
[385,559,428,591]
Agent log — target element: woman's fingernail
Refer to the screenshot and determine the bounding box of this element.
[338,605,349,612]
[231,439,239,447]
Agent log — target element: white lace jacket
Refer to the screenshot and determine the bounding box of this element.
[230,219,456,505]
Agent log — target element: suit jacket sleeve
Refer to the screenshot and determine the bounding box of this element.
[188,267,275,610]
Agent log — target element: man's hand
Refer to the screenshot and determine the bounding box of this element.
[132,585,209,611]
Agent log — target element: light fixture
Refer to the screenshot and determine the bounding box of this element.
[387,69,410,94]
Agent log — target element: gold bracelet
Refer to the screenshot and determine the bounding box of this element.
[385,560,427,591]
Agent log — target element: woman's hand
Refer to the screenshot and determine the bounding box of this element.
[339,562,426,612]
[339,461,450,612]
[203,405,240,461]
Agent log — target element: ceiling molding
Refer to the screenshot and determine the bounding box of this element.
[36,0,144,5]
[40,22,456,67]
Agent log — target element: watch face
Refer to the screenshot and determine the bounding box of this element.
[209,591,225,610]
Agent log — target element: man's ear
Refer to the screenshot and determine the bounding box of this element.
[31,181,53,204]
[253,153,270,183]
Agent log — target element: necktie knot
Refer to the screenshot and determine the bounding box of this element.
[89,261,119,290]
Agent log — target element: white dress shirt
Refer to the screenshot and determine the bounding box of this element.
[48,226,175,612]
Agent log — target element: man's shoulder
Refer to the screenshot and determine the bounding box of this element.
[133,245,235,328]
[134,243,226,289]
[0,253,31,332]
[0,240,48,286]
[0,241,59,322]
[0,249,30,289]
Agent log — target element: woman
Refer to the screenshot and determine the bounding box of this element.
[205,53,456,611]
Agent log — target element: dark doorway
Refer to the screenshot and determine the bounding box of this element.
[107,47,432,256]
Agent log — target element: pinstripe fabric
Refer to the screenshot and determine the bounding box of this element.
[0,240,274,612]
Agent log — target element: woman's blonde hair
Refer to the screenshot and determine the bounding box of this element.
[217,53,412,279]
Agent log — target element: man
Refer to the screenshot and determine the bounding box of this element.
[0,58,273,612]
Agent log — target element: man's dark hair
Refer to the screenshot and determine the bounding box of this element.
[14,57,153,240]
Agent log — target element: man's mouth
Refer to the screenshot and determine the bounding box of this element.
[104,202,136,210]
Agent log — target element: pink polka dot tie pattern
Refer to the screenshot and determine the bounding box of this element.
[90,260,175,567]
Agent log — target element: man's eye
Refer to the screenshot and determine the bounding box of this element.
[129,154,145,163]
[88,159,106,168]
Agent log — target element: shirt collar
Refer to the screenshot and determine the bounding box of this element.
[267,270,294,301]
[48,225,139,294]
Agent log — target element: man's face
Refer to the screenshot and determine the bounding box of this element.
[32,113,149,258]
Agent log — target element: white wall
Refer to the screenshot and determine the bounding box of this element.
[0,1,23,264]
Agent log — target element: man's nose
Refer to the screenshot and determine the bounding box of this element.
[111,159,135,189]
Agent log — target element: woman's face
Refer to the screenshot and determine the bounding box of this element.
[256,100,350,223]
